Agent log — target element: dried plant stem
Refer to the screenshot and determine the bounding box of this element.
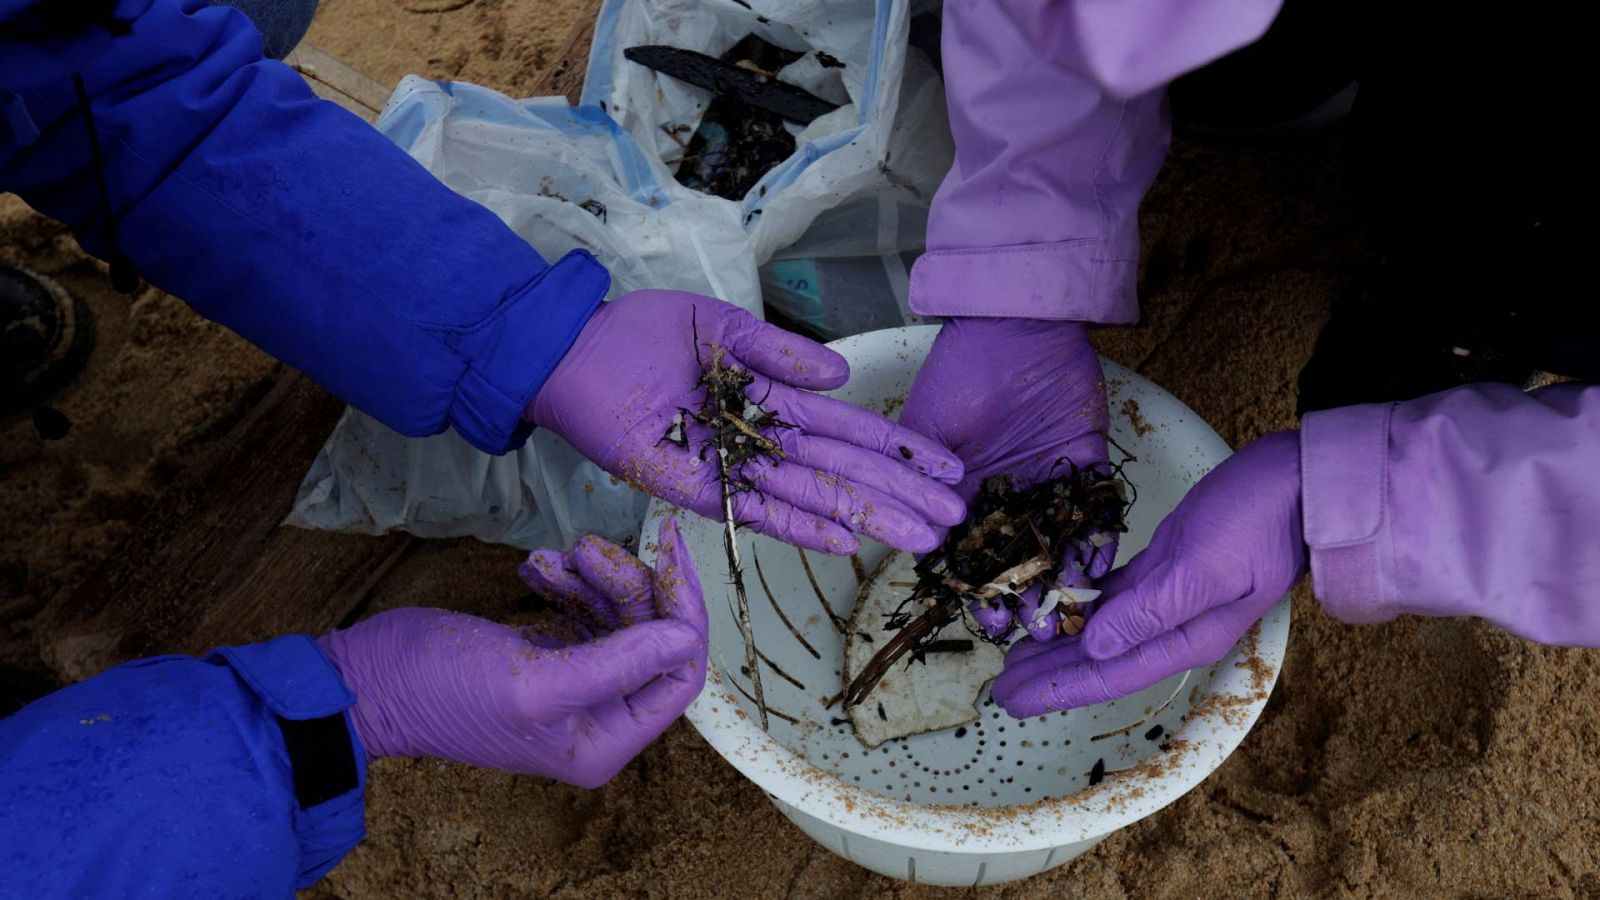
[843,465,1133,709]
[718,460,767,729]
[704,345,768,730]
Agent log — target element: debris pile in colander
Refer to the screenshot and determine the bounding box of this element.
[843,463,1132,710]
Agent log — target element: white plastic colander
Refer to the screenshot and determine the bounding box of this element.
[640,326,1288,886]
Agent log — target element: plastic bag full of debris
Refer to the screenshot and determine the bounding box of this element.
[586,0,954,321]
[284,80,760,551]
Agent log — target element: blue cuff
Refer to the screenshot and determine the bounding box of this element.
[211,634,356,719]
[210,635,368,888]
[442,248,609,454]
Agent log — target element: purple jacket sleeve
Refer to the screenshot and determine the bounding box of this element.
[1302,383,1600,645]
[909,0,1280,324]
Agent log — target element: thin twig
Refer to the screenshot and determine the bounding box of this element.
[704,340,767,730]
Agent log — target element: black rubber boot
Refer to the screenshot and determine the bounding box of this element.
[2,263,94,423]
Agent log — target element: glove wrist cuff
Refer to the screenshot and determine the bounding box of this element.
[1300,402,1399,624]
[314,631,408,761]
[909,240,1139,324]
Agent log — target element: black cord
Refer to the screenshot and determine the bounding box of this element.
[70,73,139,295]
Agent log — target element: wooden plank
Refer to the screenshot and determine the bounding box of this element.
[303,78,381,122]
[285,43,392,121]
[42,18,609,681]
[535,12,600,102]
[42,370,416,681]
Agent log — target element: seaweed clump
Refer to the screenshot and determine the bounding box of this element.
[843,463,1132,708]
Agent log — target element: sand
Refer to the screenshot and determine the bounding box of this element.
[3,2,1599,897]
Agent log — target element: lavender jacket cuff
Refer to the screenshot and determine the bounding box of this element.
[1301,383,1600,645]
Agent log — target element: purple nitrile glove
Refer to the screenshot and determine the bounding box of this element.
[900,317,1116,640]
[992,431,1304,718]
[530,290,966,556]
[316,519,707,788]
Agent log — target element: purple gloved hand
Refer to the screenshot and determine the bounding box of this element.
[992,431,1305,718]
[531,291,965,555]
[900,317,1114,639]
[317,519,707,788]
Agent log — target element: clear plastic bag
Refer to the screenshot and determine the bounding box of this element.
[286,81,759,550]
[585,0,952,265]
[288,0,954,551]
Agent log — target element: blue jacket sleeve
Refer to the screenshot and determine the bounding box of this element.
[0,635,368,898]
[0,0,608,454]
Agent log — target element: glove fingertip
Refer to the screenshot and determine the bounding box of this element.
[1081,617,1130,661]
[994,688,1044,721]
[969,601,1014,639]
[732,317,850,390]
[932,457,966,486]
[895,526,942,556]
[518,549,566,590]
[810,529,861,556]
[1085,536,1120,579]
[1027,611,1062,642]
[805,345,851,389]
[652,518,684,574]
[652,519,708,633]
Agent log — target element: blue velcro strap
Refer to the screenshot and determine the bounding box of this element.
[444,248,609,454]
[210,634,367,887]
[210,634,355,720]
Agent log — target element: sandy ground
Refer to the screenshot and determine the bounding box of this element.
[4,0,1600,897]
